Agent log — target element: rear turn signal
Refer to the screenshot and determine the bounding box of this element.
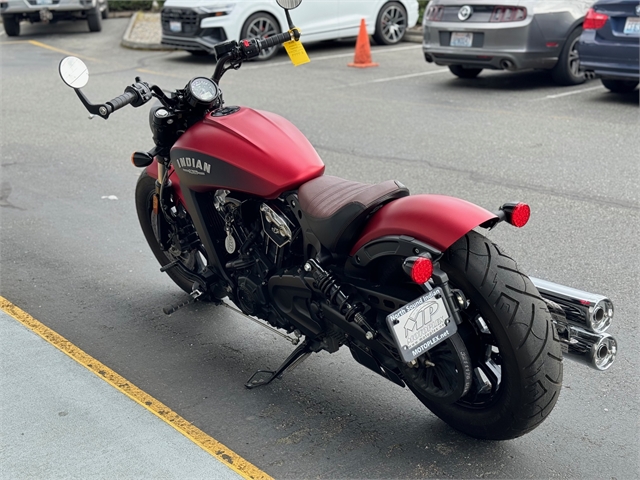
[584,8,608,30]
[403,255,433,284]
[500,202,530,228]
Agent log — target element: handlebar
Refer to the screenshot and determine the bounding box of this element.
[106,90,137,114]
[257,31,293,50]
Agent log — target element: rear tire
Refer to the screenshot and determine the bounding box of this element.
[241,12,280,61]
[87,6,102,32]
[601,78,638,93]
[100,1,109,20]
[2,15,20,37]
[406,231,563,440]
[551,28,585,86]
[373,1,408,46]
[449,65,482,79]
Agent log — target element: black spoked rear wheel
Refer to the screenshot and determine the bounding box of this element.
[402,231,563,440]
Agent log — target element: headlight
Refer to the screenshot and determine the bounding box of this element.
[195,3,235,15]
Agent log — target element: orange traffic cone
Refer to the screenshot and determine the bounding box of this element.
[348,19,379,68]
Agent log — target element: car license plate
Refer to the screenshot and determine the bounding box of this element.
[623,17,640,35]
[170,21,182,33]
[450,32,473,47]
[386,288,457,363]
[36,0,52,5]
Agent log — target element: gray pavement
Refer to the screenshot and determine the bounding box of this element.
[0,309,244,480]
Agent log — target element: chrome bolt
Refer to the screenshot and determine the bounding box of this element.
[304,263,312,272]
[365,331,374,340]
[99,106,108,116]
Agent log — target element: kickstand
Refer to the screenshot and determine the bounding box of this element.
[245,340,311,389]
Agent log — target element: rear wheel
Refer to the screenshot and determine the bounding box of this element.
[551,28,585,86]
[601,78,638,93]
[402,231,563,440]
[100,1,109,20]
[241,12,280,61]
[373,1,408,45]
[135,171,210,296]
[449,65,482,79]
[2,15,20,37]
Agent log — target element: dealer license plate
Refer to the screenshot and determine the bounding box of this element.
[170,21,182,33]
[386,288,457,363]
[450,32,473,47]
[623,17,640,35]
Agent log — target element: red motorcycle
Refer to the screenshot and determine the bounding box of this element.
[58,0,617,440]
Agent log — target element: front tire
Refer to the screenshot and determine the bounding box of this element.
[601,78,638,93]
[87,6,102,32]
[2,15,20,37]
[373,1,408,46]
[449,65,482,79]
[406,231,563,440]
[241,12,280,61]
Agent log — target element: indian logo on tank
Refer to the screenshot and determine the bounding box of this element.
[176,156,211,176]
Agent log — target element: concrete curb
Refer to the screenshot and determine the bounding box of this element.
[404,27,423,44]
[121,11,174,51]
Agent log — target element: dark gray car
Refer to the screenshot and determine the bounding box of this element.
[422,0,592,85]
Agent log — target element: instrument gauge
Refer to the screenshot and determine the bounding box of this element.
[187,77,220,106]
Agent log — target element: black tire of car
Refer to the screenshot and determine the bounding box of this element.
[551,27,585,86]
[373,1,408,46]
[448,65,482,79]
[135,171,211,297]
[2,15,20,37]
[601,78,639,93]
[407,231,563,440]
[101,1,109,20]
[87,6,102,32]
[241,12,281,61]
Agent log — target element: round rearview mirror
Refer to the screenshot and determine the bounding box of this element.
[276,0,302,10]
[59,56,89,89]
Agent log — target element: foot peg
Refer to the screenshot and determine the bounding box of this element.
[162,283,204,315]
[245,340,311,389]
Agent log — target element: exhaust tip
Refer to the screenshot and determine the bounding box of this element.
[592,335,617,371]
[500,59,515,71]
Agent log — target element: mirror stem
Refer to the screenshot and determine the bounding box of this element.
[284,9,300,39]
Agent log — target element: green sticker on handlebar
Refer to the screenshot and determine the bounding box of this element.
[283,30,310,66]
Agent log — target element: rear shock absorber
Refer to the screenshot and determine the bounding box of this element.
[304,259,376,339]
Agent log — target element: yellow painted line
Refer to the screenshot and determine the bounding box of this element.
[0,296,273,480]
[27,40,100,63]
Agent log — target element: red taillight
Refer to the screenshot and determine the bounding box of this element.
[411,257,433,284]
[490,6,526,22]
[425,5,444,21]
[510,203,530,228]
[584,8,608,30]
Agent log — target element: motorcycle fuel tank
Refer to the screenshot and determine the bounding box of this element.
[171,107,325,198]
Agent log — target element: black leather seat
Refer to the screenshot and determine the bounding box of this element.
[298,175,410,252]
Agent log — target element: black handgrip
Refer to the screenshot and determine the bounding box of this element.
[258,31,293,51]
[106,90,136,113]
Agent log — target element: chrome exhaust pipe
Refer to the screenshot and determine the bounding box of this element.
[555,323,617,371]
[530,277,614,333]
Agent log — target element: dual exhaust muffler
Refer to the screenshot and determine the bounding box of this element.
[530,277,617,371]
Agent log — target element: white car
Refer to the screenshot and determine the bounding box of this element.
[161,0,419,59]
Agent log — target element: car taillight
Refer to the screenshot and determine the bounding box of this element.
[490,6,527,22]
[425,5,444,21]
[403,256,434,284]
[584,8,608,30]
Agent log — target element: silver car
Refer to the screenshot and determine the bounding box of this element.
[422,0,592,85]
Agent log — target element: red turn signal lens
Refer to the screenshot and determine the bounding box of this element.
[584,8,608,30]
[511,203,530,227]
[403,256,433,284]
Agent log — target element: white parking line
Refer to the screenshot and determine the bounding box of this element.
[544,85,605,99]
[340,69,449,87]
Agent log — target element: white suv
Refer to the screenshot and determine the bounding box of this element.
[1,0,108,37]
[161,0,419,59]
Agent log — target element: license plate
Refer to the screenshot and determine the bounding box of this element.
[36,0,52,5]
[623,17,640,35]
[170,21,182,33]
[386,288,457,363]
[450,32,473,47]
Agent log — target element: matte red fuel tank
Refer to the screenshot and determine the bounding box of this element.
[171,107,325,198]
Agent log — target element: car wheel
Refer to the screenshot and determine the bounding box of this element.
[87,6,102,32]
[551,28,585,86]
[2,15,20,37]
[601,78,638,93]
[101,0,109,20]
[449,65,482,79]
[373,1,408,45]
[241,12,280,61]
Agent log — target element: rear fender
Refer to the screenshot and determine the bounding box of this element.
[349,194,498,257]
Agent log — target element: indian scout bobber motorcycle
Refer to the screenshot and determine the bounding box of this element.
[58,0,618,440]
